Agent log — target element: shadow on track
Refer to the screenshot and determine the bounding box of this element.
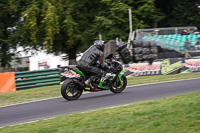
[60,91,129,102]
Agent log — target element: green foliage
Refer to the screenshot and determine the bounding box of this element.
[133,0,165,27]
[3,0,199,66]
[92,0,130,41]
[0,0,26,68]
[10,0,165,60]
[155,0,200,28]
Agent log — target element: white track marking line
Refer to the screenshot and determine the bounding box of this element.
[0,104,125,128]
[0,97,62,108]
[126,77,200,88]
[0,117,55,128]
[0,92,90,108]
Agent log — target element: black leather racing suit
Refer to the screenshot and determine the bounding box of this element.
[77,45,106,78]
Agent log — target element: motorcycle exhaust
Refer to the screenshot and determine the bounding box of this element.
[72,79,85,89]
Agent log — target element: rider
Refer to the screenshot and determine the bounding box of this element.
[77,40,110,90]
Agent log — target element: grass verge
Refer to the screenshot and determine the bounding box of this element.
[0,72,200,107]
[0,92,199,132]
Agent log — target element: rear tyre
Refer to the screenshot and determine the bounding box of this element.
[110,75,127,93]
[61,78,83,101]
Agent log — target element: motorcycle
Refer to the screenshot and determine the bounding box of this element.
[61,55,127,100]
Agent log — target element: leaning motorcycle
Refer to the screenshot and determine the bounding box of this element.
[61,55,127,101]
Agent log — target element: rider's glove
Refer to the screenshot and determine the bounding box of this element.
[101,63,110,70]
[102,63,116,72]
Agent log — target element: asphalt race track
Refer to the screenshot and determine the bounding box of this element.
[0,78,200,127]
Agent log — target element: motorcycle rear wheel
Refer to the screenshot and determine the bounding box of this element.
[61,78,83,101]
[110,75,127,93]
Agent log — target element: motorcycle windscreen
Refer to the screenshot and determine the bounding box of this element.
[103,40,116,60]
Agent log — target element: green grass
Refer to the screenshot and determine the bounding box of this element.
[0,72,200,107]
[0,92,199,133]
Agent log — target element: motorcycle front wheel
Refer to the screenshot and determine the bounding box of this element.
[110,75,127,93]
[61,78,83,101]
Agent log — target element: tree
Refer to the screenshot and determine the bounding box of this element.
[155,0,200,28]
[10,0,165,65]
[91,0,165,41]
[0,0,28,70]
[131,0,165,28]
[12,0,97,61]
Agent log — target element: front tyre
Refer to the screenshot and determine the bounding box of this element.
[110,75,127,93]
[61,78,83,101]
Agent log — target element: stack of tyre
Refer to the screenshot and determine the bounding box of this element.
[116,42,132,64]
[131,40,158,62]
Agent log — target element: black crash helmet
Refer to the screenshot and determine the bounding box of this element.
[94,40,105,51]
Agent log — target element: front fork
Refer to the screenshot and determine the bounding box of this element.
[108,72,123,86]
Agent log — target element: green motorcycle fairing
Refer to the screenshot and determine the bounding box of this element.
[70,68,124,90]
[98,72,124,89]
[73,69,85,77]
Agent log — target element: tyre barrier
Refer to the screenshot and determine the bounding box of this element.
[116,40,158,64]
[131,40,158,63]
